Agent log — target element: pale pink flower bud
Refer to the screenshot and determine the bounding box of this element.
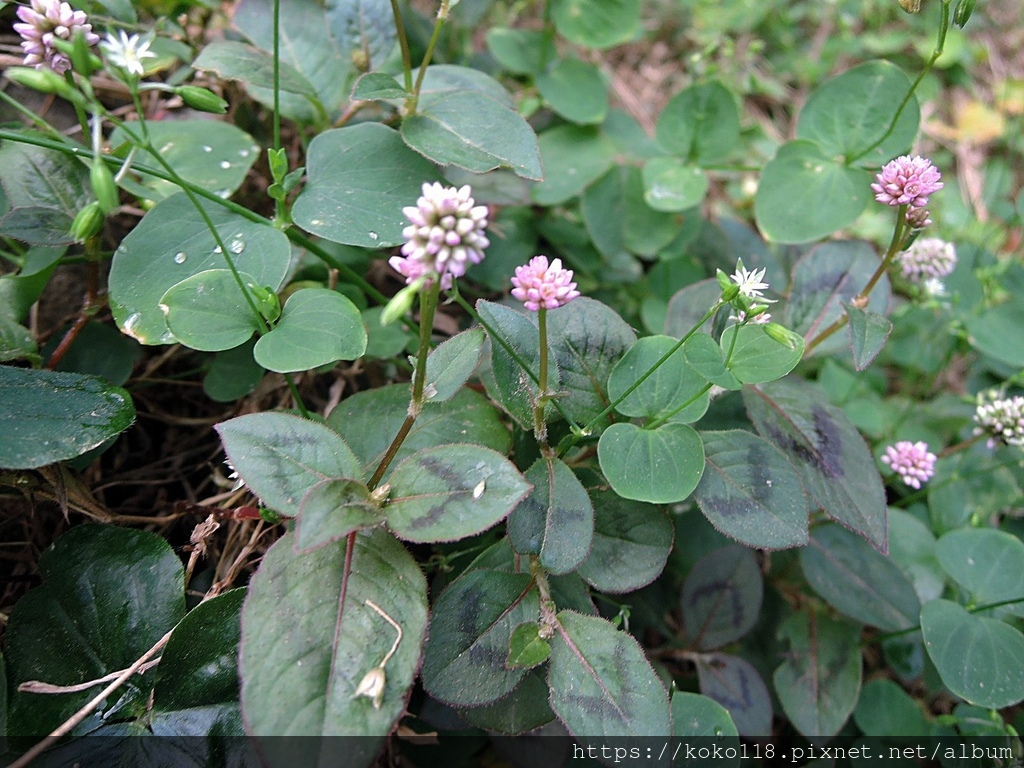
[511,256,581,311]
[881,440,937,489]
[14,0,99,73]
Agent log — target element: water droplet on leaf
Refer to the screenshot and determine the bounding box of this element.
[174,252,187,264]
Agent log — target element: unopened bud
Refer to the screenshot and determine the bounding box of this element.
[898,0,921,12]
[91,158,119,213]
[251,285,281,324]
[5,67,85,106]
[952,0,975,27]
[176,85,228,114]
[70,201,104,243]
[763,322,804,352]
[380,280,422,326]
[369,483,391,505]
[353,666,386,709]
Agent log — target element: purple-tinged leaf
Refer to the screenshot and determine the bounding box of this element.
[681,545,763,650]
[696,653,773,738]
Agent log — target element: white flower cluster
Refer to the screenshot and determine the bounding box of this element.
[973,391,1024,448]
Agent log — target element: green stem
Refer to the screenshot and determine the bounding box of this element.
[533,307,550,447]
[390,0,414,93]
[849,1,950,164]
[65,71,92,144]
[556,300,723,458]
[646,384,713,431]
[871,595,1024,645]
[271,0,283,224]
[408,0,450,112]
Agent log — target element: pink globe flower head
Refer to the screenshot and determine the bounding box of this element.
[897,238,957,282]
[871,155,943,209]
[14,0,99,74]
[391,182,489,289]
[881,440,937,489]
[511,256,580,311]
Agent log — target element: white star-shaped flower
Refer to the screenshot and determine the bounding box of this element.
[102,30,156,76]
[730,263,770,299]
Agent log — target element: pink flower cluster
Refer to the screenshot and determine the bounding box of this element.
[511,256,580,311]
[881,440,937,489]
[14,0,99,74]
[872,155,943,209]
[897,238,957,282]
[390,183,489,290]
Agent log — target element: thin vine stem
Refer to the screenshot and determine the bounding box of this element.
[408,0,450,111]
[870,596,1024,646]
[390,0,414,93]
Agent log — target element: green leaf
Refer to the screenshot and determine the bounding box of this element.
[217,411,364,515]
[385,444,531,543]
[424,327,485,403]
[796,60,919,164]
[801,523,920,631]
[598,422,705,504]
[784,241,891,358]
[110,120,260,202]
[550,0,640,49]
[234,0,350,122]
[241,529,427,748]
[327,384,511,478]
[549,610,671,737]
[507,622,552,669]
[204,338,264,402]
[853,678,929,737]
[665,279,720,337]
[536,57,608,125]
[656,81,740,165]
[773,611,862,739]
[577,487,673,593]
[402,91,542,179]
[642,158,709,212]
[683,333,741,390]
[460,669,554,734]
[695,653,773,738]
[159,269,263,352]
[681,545,763,650]
[42,320,140,386]
[721,324,804,384]
[508,457,594,575]
[253,288,366,373]
[744,379,888,552]
[192,40,321,103]
[477,299,557,429]
[326,0,396,72]
[921,599,1024,709]
[546,297,637,431]
[846,304,892,371]
[6,526,184,742]
[935,528,1024,618]
[292,124,444,248]
[417,65,515,110]
[295,479,384,553]
[531,125,617,206]
[0,246,63,322]
[351,72,409,100]
[672,691,739,742]
[109,193,291,346]
[754,141,870,244]
[965,303,1024,367]
[888,508,944,605]
[0,140,90,246]
[421,570,538,706]
[485,28,555,76]
[153,589,245,719]
[693,430,809,550]
[607,335,710,423]
[0,315,36,362]
[0,366,135,469]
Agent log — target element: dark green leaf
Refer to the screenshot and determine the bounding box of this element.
[965,303,1024,367]
[681,545,763,650]
[888,508,944,604]
[192,40,321,102]
[0,141,90,246]
[6,526,184,741]
[664,280,720,338]
[743,379,888,552]
[385,444,531,543]
[160,269,263,352]
[800,523,920,631]
[935,528,1024,618]
[549,0,640,49]
[296,479,383,553]
[217,411,364,515]
[424,327,485,403]
[109,193,291,346]
[549,610,671,737]
[531,125,617,206]
[694,430,809,550]
[696,653,773,738]
[773,611,862,738]
[598,422,705,504]
[326,0,396,72]
[485,28,554,76]
[607,335,710,423]
[536,57,608,125]
[508,622,552,669]
[421,570,538,706]
[754,141,870,244]
[203,339,264,402]
[254,288,367,373]
[656,82,740,165]
[327,384,511,478]
[846,304,892,371]
[577,487,673,593]
[672,692,739,744]
[460,669,554,734]
[508,457,594,575]
[853,678,929,737]
[921,599,1024,709]
[292,124,444,248]
[241,529,427,747]
[351,72,409,100]
[43,320,140,386]
[0,366,135,469]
